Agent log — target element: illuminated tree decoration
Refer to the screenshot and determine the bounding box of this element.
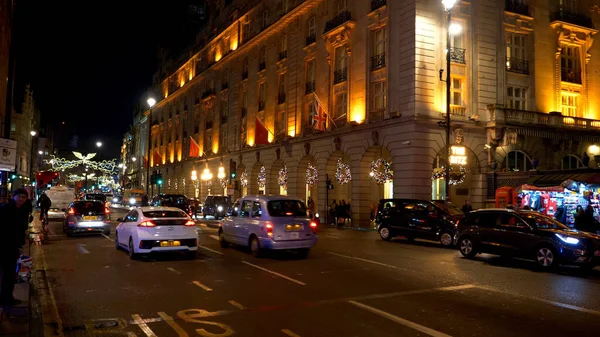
[257,166,267,188]
[278,166,288,187]
[431,165,466,185]
[370,158,393,184]
[335,158,352,184]
[240,170,248,187]
[45,151,118,174]
[305,162,319,186]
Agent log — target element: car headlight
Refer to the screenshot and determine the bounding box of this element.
[217,206,223,212]
[129,198,136,205]
[315,213,319,218]
[112,197,118,203]
[556,233,579,245]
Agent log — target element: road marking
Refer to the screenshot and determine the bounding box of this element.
[199,245,224,255]
[131,314,158,337]
[228,300,246,310]
[242,261,306,286]
[475,285,600,317]
[209,235,219,240]
[101,245,114,248]
[77,244,90,254]
[281,329,302,337]
[327,252,407,271]
[167,267,181,275]
[349,301,453,337]
[193,281,213,291]
[102,233,114,241]
[323,234,341,239]
[158,312,188,337]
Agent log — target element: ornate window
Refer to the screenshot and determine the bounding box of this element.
[502,150,533,172]
[561,154,583,170]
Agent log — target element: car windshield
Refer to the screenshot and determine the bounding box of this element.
[267,200,308,217]
[432,201,464,216]
[161,195,188,205]
[143,210,188,218]
[72,202,104,213]
[518,212,570,230]
[86,194,106,201]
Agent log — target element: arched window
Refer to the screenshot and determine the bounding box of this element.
[502,150,532,172]
[561,154,583,170]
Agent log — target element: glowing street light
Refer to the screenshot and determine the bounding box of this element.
[132,157,137,162]
[146,96,156,195]
[96,141,103,148]
[30,130,37,137]
[217,165,226,180]
[147,97,156,108]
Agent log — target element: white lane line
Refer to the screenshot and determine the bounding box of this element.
[281,329,302,337]
[131,314,158,337]
[228,300,246,310]
[475,285,600,317]
[77,244,90,254]
[193,280,213,291]
[323,234,341,239]
[167,267,181,275]
[209,234,219,240]
[102,233,114,241]
[349,301,453,337]
[327,252,408,271]
[199,245,224,255]
[241,261,306,286]
[346,284,476,303]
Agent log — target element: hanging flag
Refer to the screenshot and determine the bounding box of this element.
[255,117,270,145]
[153,149,163,166]
[312,98,327,131]
[189,136,200,157]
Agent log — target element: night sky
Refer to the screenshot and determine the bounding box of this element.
[15,1,207,159]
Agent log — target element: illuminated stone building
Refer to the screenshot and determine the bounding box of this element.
[128,0,600,227]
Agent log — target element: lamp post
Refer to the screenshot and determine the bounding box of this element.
[201,165,213,197]
[29,130,37,197]
[191,169,199,219]
[442,0,457,201]
[146,97,156,195]
[217,163,226,195]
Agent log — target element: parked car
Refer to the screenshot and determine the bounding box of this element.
[63,200,111,236]
[115,207,198,259]
[203,195,231,219]
[375,199,464,247]
[218,195,318,258]
[150,194,192,216]
[455,209,600,269]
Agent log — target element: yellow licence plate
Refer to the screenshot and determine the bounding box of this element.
[83,216,97,221]
[160,241,181,247]
[285,224,302,231]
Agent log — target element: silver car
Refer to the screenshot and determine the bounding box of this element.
[63,200,111,236]
[218,195,318,258]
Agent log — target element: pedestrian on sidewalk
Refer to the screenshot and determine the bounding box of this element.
[37,191,51,220]
[461,200,473,214]
[0,188,30,307]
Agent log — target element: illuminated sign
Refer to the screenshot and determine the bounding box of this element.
[450,145,467,165]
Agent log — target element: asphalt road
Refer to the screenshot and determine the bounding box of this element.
[37,206,600,337]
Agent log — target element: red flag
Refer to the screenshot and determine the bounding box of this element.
[312,99,327,131]
[153,149,162,166]
[255,117,269,145]
[189,136,200,157]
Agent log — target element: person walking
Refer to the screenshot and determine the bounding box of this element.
[141,194,149,207]
[0,188,31,307]
[38,191,51,220]
[461,200,473,214]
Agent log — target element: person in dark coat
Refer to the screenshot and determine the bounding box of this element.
[554,204,566,225]
[0,188,30,307]
[142,194,149,207]
[38,192,52,220]
[461,200,473,214]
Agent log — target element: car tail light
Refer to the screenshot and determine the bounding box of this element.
[310,221,318,234]
[138,221,156,227]
[68,208,75,215]
[105,207,110,214]
[184,220,195,227]
[265,222,273,237]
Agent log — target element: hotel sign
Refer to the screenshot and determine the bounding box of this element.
[449,145,467,165]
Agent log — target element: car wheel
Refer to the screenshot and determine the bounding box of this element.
[459,237,477,258]
[535,246,557,269]
[439,231,454,247]
[379,226,392,241]
[250,237,262,258]
[103,229,110,236]
[297,248,310,259]
[219,230,229,248]
[128,238,138,260]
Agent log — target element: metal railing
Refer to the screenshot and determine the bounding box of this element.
[369,108,386,122]
[334,67,348,84]
[450,47,466,64]
[278,93,286,104]
[506,57,529,75]
[504,0,529,16]
[279,50,287,61]
[221,82,229,90]
[242,71,248,80]
[324,10,352,34]
[259,61,266,71]
[201,88,215,99]
[371,53,386,71]
[551,9,594,29]
[305,81,315,94]
[561,68,582,84]
[306,33,316,46]
[489,108,600,130]
[258,101,265,111]
[371,0,386,12]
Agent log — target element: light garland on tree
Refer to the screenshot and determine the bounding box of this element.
[278,166,288,187]
[240,170,248,187]
[257,166,266,188]
[370,158,393,184]
[335,158,352,184]
[305,162,319,186]
[431,165,466,185]
[45,151,118,174]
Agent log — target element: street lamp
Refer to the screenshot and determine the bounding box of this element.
[146,97,156,195]
[96,141,103,148]
[442,0,457,201]
[132,157,137,162]
[201,165,213,196]
[29,131,37,196]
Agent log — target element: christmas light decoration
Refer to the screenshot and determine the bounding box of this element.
[278,166,288,186]
[335,158,352,184]
[370,158,393,184]
[257,166,266,188]
[45,151,118,174]
[431,165,466,185]
[305,162,318,186]
[240,170,248,187]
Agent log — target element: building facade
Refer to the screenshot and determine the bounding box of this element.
[125,0,600,227]
[10,84,38,189]
[0,0,15,139]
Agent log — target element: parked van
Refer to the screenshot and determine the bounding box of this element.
[45,186,76,219]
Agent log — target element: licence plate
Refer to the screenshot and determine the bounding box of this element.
[83,216,97,221]
[160,241,181,247]
[290,232,300,239]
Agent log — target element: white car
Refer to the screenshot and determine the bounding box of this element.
[115,207,198,259]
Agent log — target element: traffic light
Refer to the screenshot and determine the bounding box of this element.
[150,171,158,184]
[156,173,163,186]
[230,160,237,179]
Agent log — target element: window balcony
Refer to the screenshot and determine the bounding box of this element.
[369,108,386,122]
[258,101,265,111]
[306,33,316,46]
[371,0,386,12]
[551,9,594,29]
[241,108,248,117]
[489,108,600,131]
[259,61,266,71]
[279,50,287,61]
[305,81,315,95]
[561,68,582,84]
[221,82,229,90]
[450,47,466,64]
[504,0,529,16]
[324,10,352,34]
[242,71,248,80]
[449,105,466,117]
[221,116,228,124]
[371,53,386,71]
[506,57,529,75]
[334,67,348,84]
[278,93,286,104]
[206,121,213,130]
[201,88,215,99]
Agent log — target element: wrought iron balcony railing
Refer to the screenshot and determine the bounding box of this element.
[450,47,466,64]
[258,101,265,111]
[371,53,386,71]
[241,108,248,117]
[561,67,582,84]
[221,82,228,90]
[504,0,529,16]
[306,33,316,46]
[259,61,266,71]
[242,71,248,80]
[201,88,215,99]
[506,57,529,75]
[369,108,385,122]
[371,0,386,12]
[278,93,286,104]
[206,121,213,129]
[551,9,594,29]
[324,10,352,34]
[305,81,315,95]
[334,67,348,84]
[489,107,600,131]
[279,50,287,61]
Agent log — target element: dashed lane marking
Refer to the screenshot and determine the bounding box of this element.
[167,267,181,275]
[102,233,114,241]
[281,329,302,337]
[228,300,246,310]
[327,252,408,271]
[241,261,306,286]
[199,245,224,255]
[349,300,453,337]
[193,281,213,291]
[131,314,157,337]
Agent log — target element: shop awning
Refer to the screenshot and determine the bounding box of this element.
[526,173,600,187]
